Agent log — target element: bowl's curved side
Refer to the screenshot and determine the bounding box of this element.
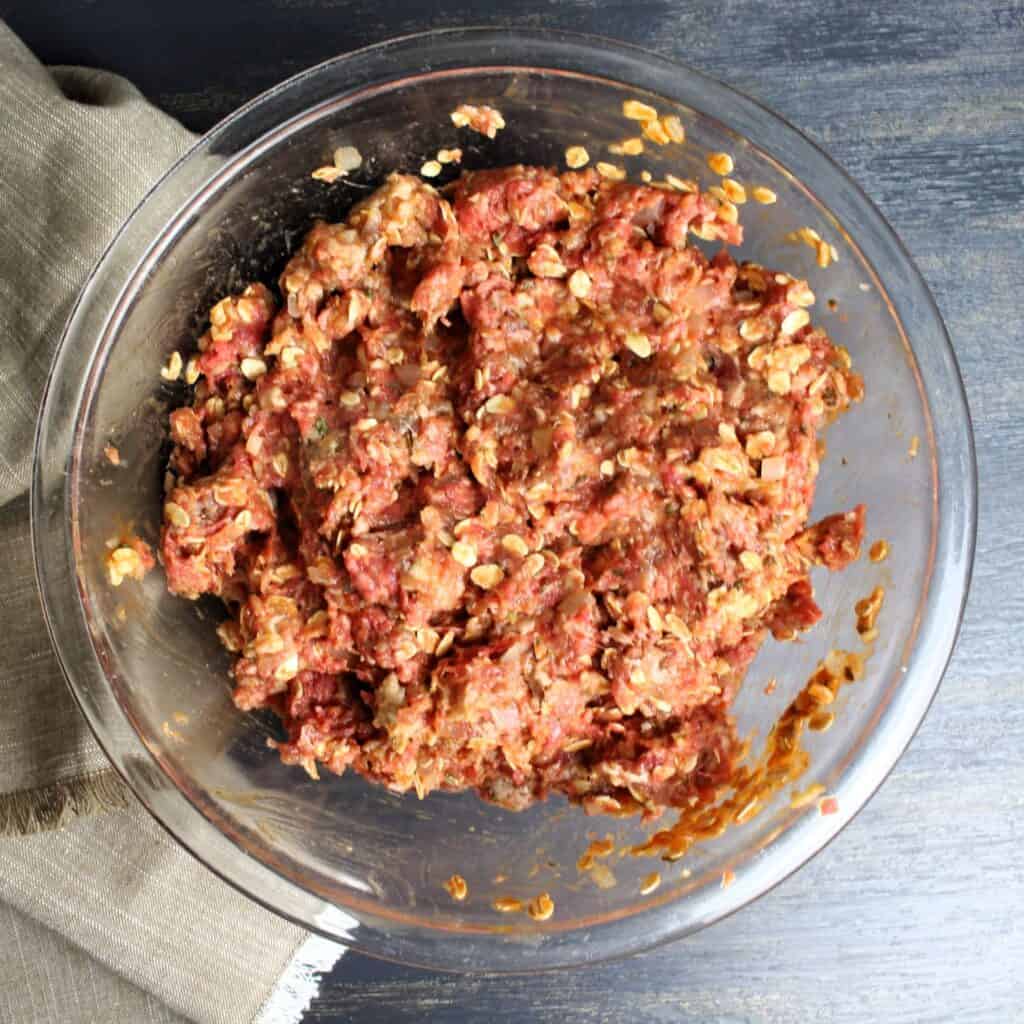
[32,28,976,972]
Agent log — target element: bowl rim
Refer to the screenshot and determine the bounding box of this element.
[31,26,977,972]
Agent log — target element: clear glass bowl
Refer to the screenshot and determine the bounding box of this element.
[32,29,976,971]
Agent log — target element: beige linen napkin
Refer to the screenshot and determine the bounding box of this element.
[0,23,343,1023]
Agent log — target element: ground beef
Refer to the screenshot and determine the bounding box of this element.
[161,166,864,817]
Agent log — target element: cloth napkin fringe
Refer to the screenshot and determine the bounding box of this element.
[254,932,344,1024]
[0,768,129,836]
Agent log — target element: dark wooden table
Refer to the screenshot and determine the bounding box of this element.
[7,1,1021,1020]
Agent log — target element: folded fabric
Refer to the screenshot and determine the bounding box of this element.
[0,22,343,1023]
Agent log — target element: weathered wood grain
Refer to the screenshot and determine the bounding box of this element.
[5,0,1021,1019]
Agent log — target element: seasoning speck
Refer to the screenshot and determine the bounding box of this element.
[333,146,362,173]
[160,351,183,382]
[661,115,685,143]
[665,174,697,193]
[105,539,154,588]
[609,137,644,156]
[596,161,626,181]
[311,165,345,183]
[470,564,504,589]
[565,145,590,169]
[493,896,523,913]
[451,540,478,568]
[444,874,468,901]
[588,862,617,889]
[722,178,747,204]
[809,710,835,732]
[707,151,734,176]
[819,795,840,816]
[625,332,652,358]
[781,309,810,336]
[640,871,661,895]
[855,585,885,636]
[527,892,555,921]
[577,836,615,872]
[791,783,826,809]
[869,539,890,563]
[568,269,592,299]
[240,357,267,380]
[641,118,671,145]
[622,99,658,122]
[450,104,505,138]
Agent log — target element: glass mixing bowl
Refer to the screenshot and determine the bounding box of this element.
[32,29,975,971]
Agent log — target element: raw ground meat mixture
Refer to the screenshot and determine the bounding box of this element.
[161,166,864,817]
